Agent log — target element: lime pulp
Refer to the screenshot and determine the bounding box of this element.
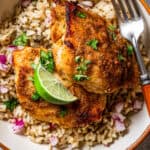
[33,64,77,105]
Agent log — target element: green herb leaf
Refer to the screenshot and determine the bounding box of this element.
[108,24,116,31]
[87,39,99,50]
[74,58,91,81]
[127,44,134,55]
[118,54,126,61]
[84,60,91,65]
[112,32,117,41]
[31,91,40,101]
[40,50,55,73]
[76,11,86,18]
[76,59,91,73]
[73,74,89,81]
[3,98,19,112]
[59,107,68,117]
[46,60,55,73]
[75,56,81,63]
[31,63,37,70]
[107,24,117,41]
[77,65,87,72]
[28,76,34,82]
[13,33,28,46]
[40,51,49,60]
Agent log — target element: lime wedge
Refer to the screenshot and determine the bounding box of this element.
[33,64,77,105]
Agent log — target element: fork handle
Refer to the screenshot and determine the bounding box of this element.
[141,74,150,116]
[142,84,150,116]
[131,35,150,116]
[131,36,147,76]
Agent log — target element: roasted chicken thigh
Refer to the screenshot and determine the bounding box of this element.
[51,2,139,94]
[13,47,106,128]
[13,2,139,128]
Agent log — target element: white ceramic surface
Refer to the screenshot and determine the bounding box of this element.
[0,1,150,150]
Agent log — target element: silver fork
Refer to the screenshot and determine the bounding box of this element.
[112,0,150,115]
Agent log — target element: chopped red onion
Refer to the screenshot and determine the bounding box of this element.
[112,112,126,132]
[0,54,8,71]
[12,118,25,134]
[79,1,93,8]
[45,16,52,26]
[49,135,58,146]
[7,54,13,65]
[7,46,18,65]
[0,63,8,71]
[112,112,125,122]
[0,86,9,94]
[104,144,111,147]
[133,100,143,110]
[0,55,7,64]
[114,120,126,132]
[115,102,124,113]
[7,46,17,52]
[49,123,58,130]
[7,45,23,65]
[21,0,31,7]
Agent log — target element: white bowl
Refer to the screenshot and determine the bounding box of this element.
[0,1,150,150]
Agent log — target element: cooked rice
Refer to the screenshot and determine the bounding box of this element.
[0,0,149,149]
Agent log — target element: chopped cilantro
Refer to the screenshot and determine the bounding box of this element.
[87,39,99,50]
[108,24,116,31]
[40,50,55,73]
[40,51,49,61]
[31,91,40,101]
[76,11,86,18]
[118,54,126,61]
[75,56,81,63]
[13,33,28,46]
[59,107,68,117]
[28,76,34,82]
[3,98,19,112]
[84,60,91,65]
[76,65,87,72]
[112,32,117,41]
[74,57,91,81]
[107,25,117,41]
[76,60,91,73]
[73,74,89,81]
[127,44,134,55]
[31,63,37,70]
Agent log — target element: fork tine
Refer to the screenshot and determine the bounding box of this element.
[125,0,141,18]
[112,0,142,22]
[132,0,141,17]
[117,0,128,20]
[112,0,122,21]
[126,0,135,18]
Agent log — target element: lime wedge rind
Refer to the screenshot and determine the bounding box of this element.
[34,64,77,105]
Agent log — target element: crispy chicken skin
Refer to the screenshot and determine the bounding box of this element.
[51,2,139,94]
[13,47,106,128]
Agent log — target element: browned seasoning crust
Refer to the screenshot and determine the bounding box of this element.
[51,2,139,94]
[13,47,106,128]
[13,2,139,128]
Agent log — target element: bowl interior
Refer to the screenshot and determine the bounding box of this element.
[0,1,150,150]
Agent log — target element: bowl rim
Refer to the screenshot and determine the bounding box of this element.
[0,141,9,150]
[0,125,150,150]
[127,125,150,150]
